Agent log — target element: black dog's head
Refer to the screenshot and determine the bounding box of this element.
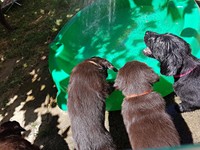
[143,31,191,76]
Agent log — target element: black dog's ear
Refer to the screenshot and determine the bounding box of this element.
[160,54,182,76]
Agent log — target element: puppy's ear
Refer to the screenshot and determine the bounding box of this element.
[114,73,125,90]
[146,69,160,83]
[160,54,182,76]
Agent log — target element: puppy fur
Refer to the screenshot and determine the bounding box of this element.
[67,57,117,150]
[144,31,200,112]
[0,121,40,150]
[114,61,180,149]
[0,121,25,137]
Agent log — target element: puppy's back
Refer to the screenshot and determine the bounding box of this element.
[68,59,116,150]
[122,92,180,149]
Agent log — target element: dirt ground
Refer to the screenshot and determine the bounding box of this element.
[1,1,200,150]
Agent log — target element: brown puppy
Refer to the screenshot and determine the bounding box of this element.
[114,61,180,150]
[0,121,40,150]
[68,57,117,150]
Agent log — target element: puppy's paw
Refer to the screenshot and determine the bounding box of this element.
[174,104,183,113]
[175,103,196,113]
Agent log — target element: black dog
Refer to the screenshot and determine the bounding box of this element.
[144,31,200,113]
[0,121,40,150]
[114,61,180,149]
[68,57,117,150]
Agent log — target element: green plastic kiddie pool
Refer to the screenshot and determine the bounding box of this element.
[49,0,200,111]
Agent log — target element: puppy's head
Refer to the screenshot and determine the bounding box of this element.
[68,57,117,94]
[0,121,26,136]
[143,31,191,76]
[86,57,118,77]
[114,61,159,94]
[89,57,118,72]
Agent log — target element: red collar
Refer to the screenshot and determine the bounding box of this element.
[174,67,195,78]
[125,90,152,99]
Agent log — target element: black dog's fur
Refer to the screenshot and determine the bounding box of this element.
[114,61,180,149]
[144,31,200,113]
[67,57,117,150]
[0,121,40,150]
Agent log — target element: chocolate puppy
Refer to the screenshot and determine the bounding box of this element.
[68,57,117,150]
[0,121,25,137]
[114,61,180,149]
[0,121,40,150]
